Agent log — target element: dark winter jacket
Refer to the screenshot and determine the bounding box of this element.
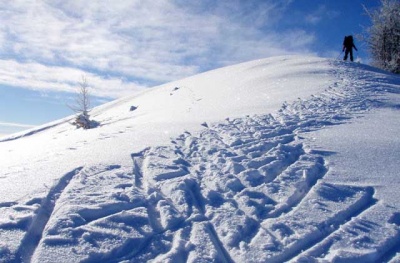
[343,36,358,51]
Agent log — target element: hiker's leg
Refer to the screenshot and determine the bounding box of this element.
[350,49,354,62]
[344,50,349,60]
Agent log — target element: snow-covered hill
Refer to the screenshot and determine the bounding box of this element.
[1,56,399,262]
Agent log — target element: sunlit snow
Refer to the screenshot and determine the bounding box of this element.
[0,56,399,262]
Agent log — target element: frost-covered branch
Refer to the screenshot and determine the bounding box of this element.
[365,0,400,73]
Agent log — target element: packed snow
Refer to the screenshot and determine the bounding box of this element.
[0,56,399,262]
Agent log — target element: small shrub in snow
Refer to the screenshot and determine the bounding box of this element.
[73,112,91,129]
[69,76,97,129]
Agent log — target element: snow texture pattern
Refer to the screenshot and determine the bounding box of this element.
[1,60,400,262]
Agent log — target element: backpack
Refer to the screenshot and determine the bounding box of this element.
[343,35,353,47]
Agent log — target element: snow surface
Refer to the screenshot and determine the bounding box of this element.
[0,55,399,262]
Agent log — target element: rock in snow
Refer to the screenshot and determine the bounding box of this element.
[1,56,400,262]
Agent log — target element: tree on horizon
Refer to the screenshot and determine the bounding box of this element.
[365,0,400,74]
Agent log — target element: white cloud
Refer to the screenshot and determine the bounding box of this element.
[305,5,340,25]
[0,122,36,137]
[0,121,35,128]
[0,59,145,98]
[0,0,314,98]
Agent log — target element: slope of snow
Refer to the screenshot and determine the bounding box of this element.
[0,56,399,262]
[0,56,333,203]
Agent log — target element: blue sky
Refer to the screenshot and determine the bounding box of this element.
[0,0,381,135]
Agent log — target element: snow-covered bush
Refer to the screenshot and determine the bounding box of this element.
[73,112,92,129]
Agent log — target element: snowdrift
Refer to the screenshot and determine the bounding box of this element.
[1,55,400,262]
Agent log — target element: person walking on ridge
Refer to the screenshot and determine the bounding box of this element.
[343,35,358,62]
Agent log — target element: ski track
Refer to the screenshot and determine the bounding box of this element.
[3,61,400,262]
[9,167,83,263]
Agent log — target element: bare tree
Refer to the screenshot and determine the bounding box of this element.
[364,0,400,73]
[70,76,93,129]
